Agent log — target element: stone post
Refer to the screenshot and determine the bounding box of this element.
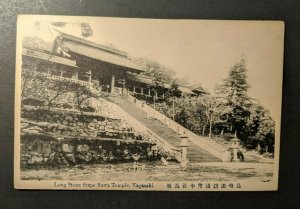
[230,135,241,162]
[180,133,189,167]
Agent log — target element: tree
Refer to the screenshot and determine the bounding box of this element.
[78,22,93,38]
[45,79,73,110]
[165,81,182,120]
[170,96,215,136]
[132,57,176,83]
[34,21,93,38]
[245,103,275,152]
[194,96,225,138]
[21,71,73,109]
[70,83,98,113]
[21,67,36,100]
[215,59,252,137]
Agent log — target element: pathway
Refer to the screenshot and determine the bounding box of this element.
[109,95,221,163]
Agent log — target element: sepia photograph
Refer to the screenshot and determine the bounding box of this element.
[14,15,284,191]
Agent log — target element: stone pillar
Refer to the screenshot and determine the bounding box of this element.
[231,136,241,162]
[111,74,115,93]
[133,85,136,94]
[148,89,151,97]
[155,91,158,100]
[233,148,238,161]
[141,87,144,95]
[180,133,189,167]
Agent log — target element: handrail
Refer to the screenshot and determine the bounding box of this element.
[28,70,101,95]
[125,93,229,161]
[107,96,182,161]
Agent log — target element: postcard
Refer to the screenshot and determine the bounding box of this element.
[14,15,284,191]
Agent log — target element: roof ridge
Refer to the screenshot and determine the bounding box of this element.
[58,31,128,58]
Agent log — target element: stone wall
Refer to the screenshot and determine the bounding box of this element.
[21,105,137,139]
[20,134,166,169]
[20,105,175,169]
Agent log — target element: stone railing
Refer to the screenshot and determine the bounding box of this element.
[30,71,90,87]
[108,96,182,162]
[28,71,101,95]
[125,93,229,161]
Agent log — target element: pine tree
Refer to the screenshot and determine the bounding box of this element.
[216,59,252,137]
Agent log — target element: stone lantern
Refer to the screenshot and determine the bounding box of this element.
[180,132,189,166]
[151,145,158,157]
[230,135,241,162]
[132,153,141,170]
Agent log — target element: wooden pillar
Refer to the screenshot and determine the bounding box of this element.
[111,74,115,93]
[87,69,92,83]
[60,69,64,77]
[73,68,78,80]
[122,78,126,95]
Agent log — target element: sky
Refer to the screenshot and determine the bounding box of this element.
[20,16,284,118]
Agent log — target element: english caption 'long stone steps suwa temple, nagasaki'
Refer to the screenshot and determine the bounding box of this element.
[22,31,228,163]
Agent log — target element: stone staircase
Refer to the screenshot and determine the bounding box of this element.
[108,94,221,163]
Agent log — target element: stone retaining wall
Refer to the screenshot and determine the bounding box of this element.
[20,134,166,169]
[21,105,137,139]
[20,106,176,169]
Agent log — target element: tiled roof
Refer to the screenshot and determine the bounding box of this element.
[23,47,77,67]
[185,83,209,94]
[126,73,195,94]
[54,32,143,72]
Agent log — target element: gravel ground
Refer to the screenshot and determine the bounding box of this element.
[21,162,273,182]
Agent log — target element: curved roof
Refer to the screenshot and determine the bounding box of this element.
[126,73,195,94]
[53,32,143,73]
[22,47,77,67]
[185,83,209,94]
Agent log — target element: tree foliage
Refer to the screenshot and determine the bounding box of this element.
[21,70,98,112]
[245,103,275,151]
[165,81,182,99]
[132,57,176,83]
[215,59,252,135]
[34,21,93,38]
[69,83,98,113]
[153,59,275,154]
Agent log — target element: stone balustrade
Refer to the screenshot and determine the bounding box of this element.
[125,93,229,161]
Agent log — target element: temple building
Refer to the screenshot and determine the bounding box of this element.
[22,32,208,99]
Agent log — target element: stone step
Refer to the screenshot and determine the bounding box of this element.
[109,95,221,163]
